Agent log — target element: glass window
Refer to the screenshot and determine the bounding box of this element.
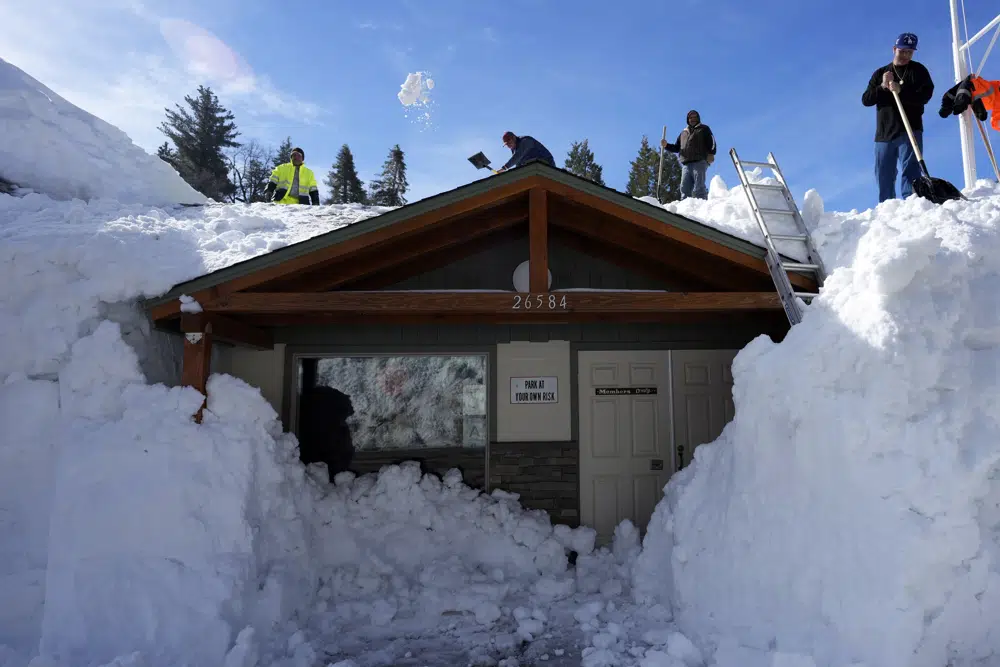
[296,354,488,451]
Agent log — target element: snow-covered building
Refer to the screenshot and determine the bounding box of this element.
[144,162,818,543]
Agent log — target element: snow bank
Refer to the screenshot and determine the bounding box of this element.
[40,359,314,667]
[635,180,1000,667]
[636,171,826,263]
[0,58,204,206]
[0,110,384,661]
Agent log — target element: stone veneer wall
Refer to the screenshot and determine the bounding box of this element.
[348,442,580,528]
[488,441,579,527]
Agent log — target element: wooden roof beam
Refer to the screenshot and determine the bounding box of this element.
[181,312,273,350]
[201,290,783,316]
[529,188,549,292]
[251,202,528,293]
[149,179,545,321]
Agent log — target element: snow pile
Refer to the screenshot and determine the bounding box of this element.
[0,58,204,206]
[0,192,384,665]
[636,170,827,263]
[635,180,1000,667]
[39,360,315,667]
[291,463,610,665]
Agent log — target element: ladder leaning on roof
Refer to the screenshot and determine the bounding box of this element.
[729,148,827,326]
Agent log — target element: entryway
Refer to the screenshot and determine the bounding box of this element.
[577,349,737,544]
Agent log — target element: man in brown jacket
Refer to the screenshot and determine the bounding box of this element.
[661,110,717,199]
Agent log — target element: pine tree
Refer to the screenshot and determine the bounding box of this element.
[273,136,294,167]
[156,142,176,167]
[324,144,367,204]
[625,135,682,203]
[158,85,240,200]
[564,139,605,186]
[368,144,409,206]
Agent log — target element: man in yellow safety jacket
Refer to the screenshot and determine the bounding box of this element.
[264,146,320,205]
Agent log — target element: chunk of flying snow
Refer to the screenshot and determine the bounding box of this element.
[397,71,433,106]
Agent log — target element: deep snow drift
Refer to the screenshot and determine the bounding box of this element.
[0,58,204,206]
[635,178,1000,667]
[4,54,1000,667]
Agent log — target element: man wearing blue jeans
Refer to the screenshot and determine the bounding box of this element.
[661,110,716,199]
[862,32,935,203]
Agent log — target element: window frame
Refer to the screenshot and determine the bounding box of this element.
[286,348,493,454]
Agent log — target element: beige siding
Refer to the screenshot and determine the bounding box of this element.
[496,341,572,442]
[213,343,286,417]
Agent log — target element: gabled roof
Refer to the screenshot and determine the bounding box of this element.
[145,161,812,321]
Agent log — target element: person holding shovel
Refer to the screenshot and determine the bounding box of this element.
[660,110,716,200]
[496,131,555,172]
[862,32,935,203]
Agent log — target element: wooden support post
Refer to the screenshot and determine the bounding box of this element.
[181,322,213,423]
[529,188,549,292]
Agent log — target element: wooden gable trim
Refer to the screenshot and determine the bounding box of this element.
[149,176,547,321]
[201,290,782,319]
[542,180,816,289]
[529,188,549,292]
[250,199,529,293]
[549,198,775,291]
[148,165,815,325]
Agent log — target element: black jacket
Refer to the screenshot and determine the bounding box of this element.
[862,61,934,142]
[664,124,716,164]
[502,135,555,169]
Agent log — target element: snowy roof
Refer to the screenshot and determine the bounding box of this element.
[144,161,789,316]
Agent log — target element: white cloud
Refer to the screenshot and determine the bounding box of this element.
[0,0,325,154]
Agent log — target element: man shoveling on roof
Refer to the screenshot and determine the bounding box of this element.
[264,146,320,205]
[496,131,555,172]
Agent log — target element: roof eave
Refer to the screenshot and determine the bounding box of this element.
[142,161,768,312]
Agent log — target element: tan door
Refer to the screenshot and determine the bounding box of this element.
[578,351,672,545]
[669,349,737,471]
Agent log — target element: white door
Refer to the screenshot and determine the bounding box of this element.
[669,349,737,470]
[578,351,672,545]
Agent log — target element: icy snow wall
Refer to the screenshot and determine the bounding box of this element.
[38,335,316,666]
[635,190,1000,667]
[0,57,204,206]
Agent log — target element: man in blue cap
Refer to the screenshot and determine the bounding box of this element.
[862,32,935,203]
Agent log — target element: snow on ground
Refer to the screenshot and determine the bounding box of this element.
[0,58,204,206]
[4,56,1000,667]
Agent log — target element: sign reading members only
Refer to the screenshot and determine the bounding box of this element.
[510,376,558,404]
[594,387,658,395]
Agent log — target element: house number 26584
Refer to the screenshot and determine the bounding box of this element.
[513,294,568,310]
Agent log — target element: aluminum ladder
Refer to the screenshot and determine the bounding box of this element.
[729,148,826,325]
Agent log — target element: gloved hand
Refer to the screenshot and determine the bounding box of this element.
[706,154,715,166]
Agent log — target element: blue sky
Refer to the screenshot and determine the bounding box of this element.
[2,0,998,212]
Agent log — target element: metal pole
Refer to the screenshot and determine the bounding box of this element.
[951,0,977,189]
[960,13,1000,52]
[657,125,666,202]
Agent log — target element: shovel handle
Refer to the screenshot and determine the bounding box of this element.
[890,88,928,174]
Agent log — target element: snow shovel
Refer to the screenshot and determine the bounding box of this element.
[891,89,965,204]
[468,151,499,174]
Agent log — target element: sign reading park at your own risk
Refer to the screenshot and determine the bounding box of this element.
[510,376,558,404]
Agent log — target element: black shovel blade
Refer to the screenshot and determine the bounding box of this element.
[912,175,964,204]
[468,151,491,170]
